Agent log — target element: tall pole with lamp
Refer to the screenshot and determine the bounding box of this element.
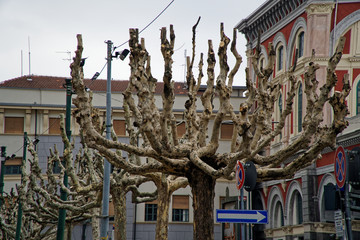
[100,40,129,239]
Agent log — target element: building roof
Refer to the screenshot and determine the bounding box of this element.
[0,75,246,95]
[235,0,308,45]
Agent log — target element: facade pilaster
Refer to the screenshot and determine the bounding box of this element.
[25,109,32,133]
[0,108,4,134]
[43,110,49,134]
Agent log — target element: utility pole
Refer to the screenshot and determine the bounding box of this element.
[15,132,27,240]
[0,146,6,208]
[100,40,113,240]
[56,78,72,240]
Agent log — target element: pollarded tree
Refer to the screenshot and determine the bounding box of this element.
[70,20,349,239]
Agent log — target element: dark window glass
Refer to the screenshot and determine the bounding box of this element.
[298,84,303,133]
[145,204,157,221]
[298,32,305,58]
[278,46,284,71]
[296,191,303,224]
[279,94,282,139]
[52,161,61,174]
[172,209,189,222]
[4,165,21,175]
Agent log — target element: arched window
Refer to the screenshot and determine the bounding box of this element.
[298,83,303,132]
[357,81,360,115]
[274,201,284,227]
[277,45,284,71]
[279,94,282,139]
[290,191,303,225]
[298,31,305,58]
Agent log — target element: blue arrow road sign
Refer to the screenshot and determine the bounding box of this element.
[216,209,268,224]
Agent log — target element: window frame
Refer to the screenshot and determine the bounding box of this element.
[172,195,190,222]
[4,157,22,175]
[145,203,158,221]
[277,45,284,72]
[297,31,305,58]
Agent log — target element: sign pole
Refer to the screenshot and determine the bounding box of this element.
[240,188,245,240]
[237,189,241,240]
[344,150,353,240]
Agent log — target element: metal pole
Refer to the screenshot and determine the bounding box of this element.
[100,40,113,240]
[248,192,252,240]
[15,132,27,240]
[56,78,72,240]
[345,150,353,240]
[240,188,245,240]
[0,146,6,208]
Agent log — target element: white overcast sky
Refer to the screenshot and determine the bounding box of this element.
[0,0,266,86]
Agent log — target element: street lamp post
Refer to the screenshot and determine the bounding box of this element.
[56,78,72,240]
[100,40,129,240]
[100,40,113,240]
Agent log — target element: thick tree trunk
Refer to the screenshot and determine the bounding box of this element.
[155,180,171,240]
[91,208,100,240]
[187,167,216,240]
[113,191,127,240]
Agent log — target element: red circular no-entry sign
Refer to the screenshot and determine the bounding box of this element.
[236,161,245,190]
[334,146,346,189]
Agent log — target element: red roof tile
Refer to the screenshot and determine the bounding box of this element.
[0,75,190,95]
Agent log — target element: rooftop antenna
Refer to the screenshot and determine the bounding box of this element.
[56,51,72,63]
[27,36,32,81]
[21,50,23,77]
[183,49,187,88]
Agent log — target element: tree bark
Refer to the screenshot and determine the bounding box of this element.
[155,182,171,240]
[187,166,216,240]
[113,190,127,240]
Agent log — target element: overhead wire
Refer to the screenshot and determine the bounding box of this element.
[88,0,175,87]
[6,0,176,158]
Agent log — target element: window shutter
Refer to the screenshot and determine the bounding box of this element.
[5,117,24,134]
[172,195,189,209]
[49,118,61,134]
[113,120,126,136]
[221,124,233,140]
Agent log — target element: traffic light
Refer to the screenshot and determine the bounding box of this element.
[348,147,360,189]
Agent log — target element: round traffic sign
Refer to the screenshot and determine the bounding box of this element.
[236,161,245,190]
[334,146,346,189]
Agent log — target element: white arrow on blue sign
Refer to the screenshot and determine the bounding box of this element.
[216,209,268,224]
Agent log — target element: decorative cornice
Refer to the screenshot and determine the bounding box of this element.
[236,0,308,48]
[306,3,334,15]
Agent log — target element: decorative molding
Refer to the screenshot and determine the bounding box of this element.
[306,3,334,15]
[237,0,308,48]
[286,17,307,70]
[263,185,269,197]
[329,9,360,55]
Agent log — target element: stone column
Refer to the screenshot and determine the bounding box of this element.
[301,166,320,240]
[306,3,335,126]
[305,3,334,57]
